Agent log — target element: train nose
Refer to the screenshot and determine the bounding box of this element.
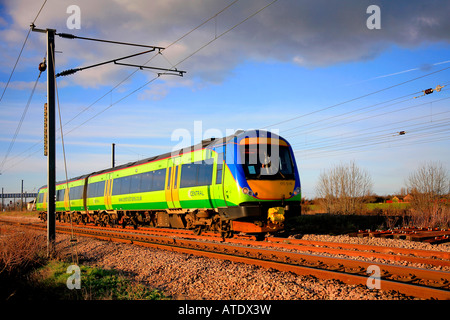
[246,180,296,200]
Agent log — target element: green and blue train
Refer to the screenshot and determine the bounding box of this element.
[36,130,301,236]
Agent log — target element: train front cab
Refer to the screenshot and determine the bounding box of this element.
[222,130,301,233]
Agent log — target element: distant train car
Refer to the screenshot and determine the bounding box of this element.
[36,129,301,237]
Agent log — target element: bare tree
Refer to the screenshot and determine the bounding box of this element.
[405,161,450,228]
[316,161,373,214]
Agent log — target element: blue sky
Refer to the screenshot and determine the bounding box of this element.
[1,0,449,199]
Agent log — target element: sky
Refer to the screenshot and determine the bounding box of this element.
[0,0,449,199]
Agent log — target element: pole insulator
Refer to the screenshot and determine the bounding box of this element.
[39,59,47,72]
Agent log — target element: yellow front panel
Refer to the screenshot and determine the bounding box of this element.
[246,180,295,200]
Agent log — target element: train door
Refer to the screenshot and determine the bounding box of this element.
[104,173,113,210]
[43,191,48,210]
[211,149,227,208]
[64,186,70,211]
[171,157,181,208]
[165,157,181,209]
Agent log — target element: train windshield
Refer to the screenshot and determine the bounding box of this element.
[239,143,295,180]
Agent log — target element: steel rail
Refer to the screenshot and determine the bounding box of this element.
[1,219,449,299]
[55,221,450,268]
[266,237,450,260]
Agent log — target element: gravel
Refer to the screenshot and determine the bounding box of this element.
[54,234,417,300]
[298,233,450,252]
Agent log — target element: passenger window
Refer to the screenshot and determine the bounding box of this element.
[129,175,141,194]
[153,169,166,191]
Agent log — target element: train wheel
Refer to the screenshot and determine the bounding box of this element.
[103,214,110,227]
[220,220,232,238]
[131,217,138,230]
[193,226,203,235]
[98,212,106,227]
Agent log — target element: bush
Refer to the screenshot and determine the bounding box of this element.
[0,226,47,299]
[405,161,450,229]
[316,161,373,215]
[0,226,46,277]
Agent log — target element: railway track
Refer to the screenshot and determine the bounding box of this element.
[1,218,449,300]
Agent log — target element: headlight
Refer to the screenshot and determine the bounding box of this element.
[242,187,254,196]
[293,187,301,195]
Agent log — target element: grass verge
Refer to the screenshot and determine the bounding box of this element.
[27,260,167,300]
[0,224,167,300]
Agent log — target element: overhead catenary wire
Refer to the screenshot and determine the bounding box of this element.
[262,65,450,130]
[62,0,278,137]
[295,118,450,154]
[282,88,425,136]
[290,108,450,151]
[285,86,450,159]
[295,132,450,160]
[295,125,450,159]
[293,117,450,159]
[0,0,253,172]
[282,85,449,144]
[0,68,44,174]
[287,90,450,140]
[51,0,241,131]
[0,0,47,102]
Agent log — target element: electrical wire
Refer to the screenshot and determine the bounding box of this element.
[294,119,450,159]
[282,89,423,136]
[0,1,243,173]
[287,90,450,159]
[62,0,277,137]
[0,0,47,102]
[283,80,450,138]
[290,109,450,150]
[295,132,450,160]
[0,69,43,173]
[262,66,450,129]
[56,0,241,130]
[297,120,450,154]
[288,91,450,140]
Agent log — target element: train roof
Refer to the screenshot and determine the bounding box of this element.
[39,129,286,189]
[39,130,252,189]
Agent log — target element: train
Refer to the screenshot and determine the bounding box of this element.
[36,129,301,237]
